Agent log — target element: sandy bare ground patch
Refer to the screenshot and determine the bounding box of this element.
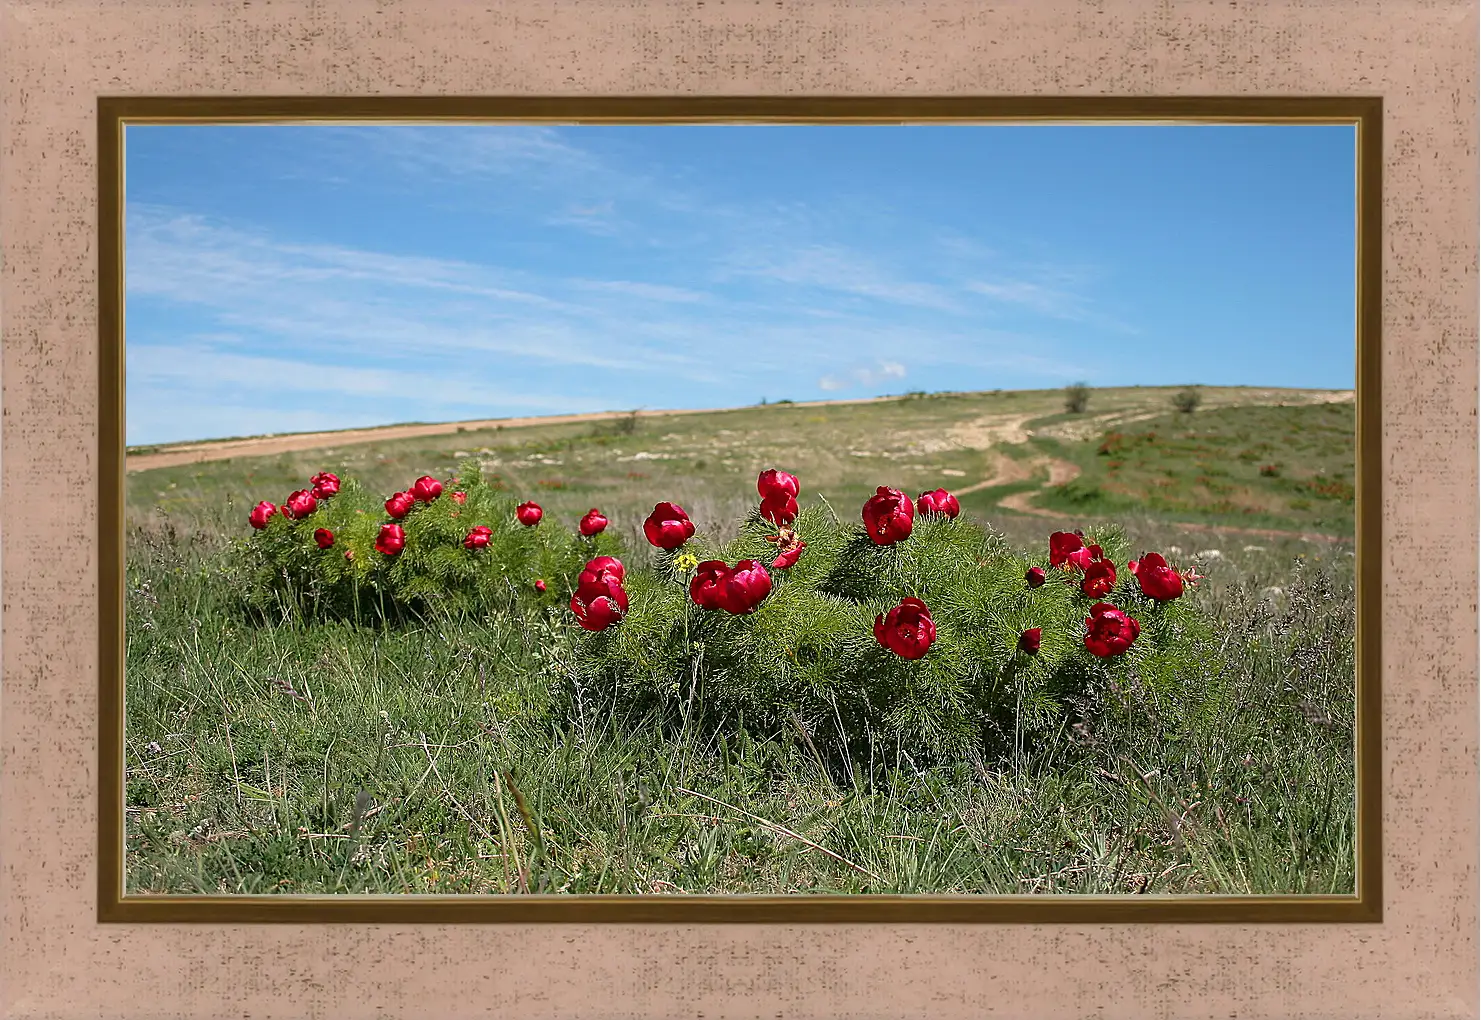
[125,394,906,473]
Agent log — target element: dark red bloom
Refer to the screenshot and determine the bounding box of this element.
[375,523,406,557]
[412,475,443,502]
[862,486,914,545]
[643,501,695,550]
[450,491,467,504]
[579,509,609,536]
[1128,552,1185,601]
[385,491,416,520]
[916,488,961,518]
[1084,602,1140,658]
[874,597,937,660]
[310,471,340,499]
[1080,558,1118,598]
[463,525,493,550]
[759,491,799,526]
[248,501,278,530]
[584,555,626,584]
[1025,566,1047,588]
[689,561,732,611]
[515,501,543,527]
[722,560,773,614]
[313,528,334,550]
[575,558,630,621]
[282,489,319,520]
[1018,627,1042,655]
[570,592,624,631]
[772,540,806,570]
[757,469,800,500]
[1050,530,1103,571]
[535,579,547,594]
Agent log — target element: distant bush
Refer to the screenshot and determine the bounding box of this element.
[1064,382,1091,414]
[1172,387,1203,414]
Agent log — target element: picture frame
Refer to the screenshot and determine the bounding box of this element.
[98,94,1384,926]
[4,2,1475,1017]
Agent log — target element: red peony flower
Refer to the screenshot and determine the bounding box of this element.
[313,528,334,550]
[515,501,543,527]
[412,475,443,502]
[535,579,547,594]
[584,555,626,584]
[862,486,914,545]
[874,597,937,660]
[463,525,493,550]
[1018,627,1042,655]
[309,471,340,499]
[576,558,630,616]
[1080,558,1118,598]
[722,560,773,614]
[248,501,278,530]
[1084,602,1140,657]
[689,561,732,611]
[375,523,406,557]
[759,491,798,526]
[579,508,609,536]
[282,489,319,520]
[385,491,416,520]
[450,491,467,504]
[1025,566,1047,588]
[570,592,625,632]
[757,469,800,500]
[643,501,695,550]
[772,540,806,571]
[1128,552,1185,601]
[916,488,961,518]
[1049,530,1084,568]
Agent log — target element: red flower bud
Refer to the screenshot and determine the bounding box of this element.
[309,471,340,499]
[463,525,493,550]
[643,501,695,550]
[385,491,416,520]
[282,489,319,520]
[1025,566,1047,588]
[579,508,609,536]
[873,597,936,660]
[450,491,467,504]
[1084,602,1140,657]
[1128,552,1185,601]
[412,475,443,502]
[759,491,798,526]
[535,579,547,594]
[757,469,800,500]
[249,501,278,530]
[313,528,334,550]
[515,501,543,527]
[1018,627,1042,655]
[862,486,914,545]
[375,523,406,556]
[1080,558,1118,598]
[916,488,961,518]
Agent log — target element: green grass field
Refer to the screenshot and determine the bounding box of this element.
[123,385,1357,896]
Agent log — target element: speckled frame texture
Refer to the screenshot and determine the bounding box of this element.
[2,2,1477,1018]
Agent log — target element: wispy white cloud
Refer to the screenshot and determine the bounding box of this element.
[719,243,966,313]
[818,360,908,392]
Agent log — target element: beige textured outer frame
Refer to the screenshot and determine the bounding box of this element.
[2,1,1476,1018]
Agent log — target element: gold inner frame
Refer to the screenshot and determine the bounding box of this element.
[98,95,1383,924]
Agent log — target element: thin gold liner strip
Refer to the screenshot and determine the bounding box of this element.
[98,95,1382,924]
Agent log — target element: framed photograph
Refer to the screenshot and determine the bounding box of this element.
[101,97,1381,924]
[5,1,1475,1018]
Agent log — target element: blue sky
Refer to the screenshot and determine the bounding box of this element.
[124,122,1357,446]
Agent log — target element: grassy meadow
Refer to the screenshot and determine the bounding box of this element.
[123,384,1358,896]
